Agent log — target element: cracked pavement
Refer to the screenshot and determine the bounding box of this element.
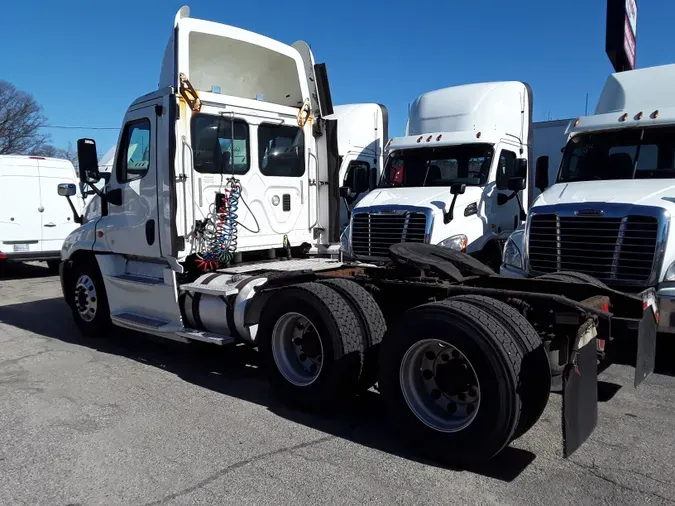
[1,262,675,505]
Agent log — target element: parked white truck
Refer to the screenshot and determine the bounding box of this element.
[56,6,656,464]
[501,64,675,334]
[341,82,532,268]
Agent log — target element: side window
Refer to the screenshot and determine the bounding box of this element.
[496,150,517,190]
[117,119,151,183]
[344,160,371,189]
[258,124,305,177]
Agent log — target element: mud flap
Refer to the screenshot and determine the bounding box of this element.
[635,305,657,388]
[562,333,598,458]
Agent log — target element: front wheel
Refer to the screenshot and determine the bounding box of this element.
[69,259,112,337]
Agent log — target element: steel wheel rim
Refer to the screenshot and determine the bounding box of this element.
[271,312,324,387]
[74,274,98,323]
[400,338,481,432]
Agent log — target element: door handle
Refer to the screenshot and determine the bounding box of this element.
[44,223,56,228]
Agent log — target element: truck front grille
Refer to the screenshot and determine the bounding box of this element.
[528,213,659,283]
[352,212,427,259]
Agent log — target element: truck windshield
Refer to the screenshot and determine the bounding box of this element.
[380,144,493,188]
[558,127,675,182]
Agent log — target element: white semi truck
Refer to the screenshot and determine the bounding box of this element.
[56,6,656,464]
[501,64,675,335]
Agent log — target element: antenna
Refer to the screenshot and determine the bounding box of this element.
[585,93,589,115]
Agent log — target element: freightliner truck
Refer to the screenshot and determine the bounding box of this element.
[56,6,656,464]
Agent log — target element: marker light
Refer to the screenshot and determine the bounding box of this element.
[651,110,659,119]
[437,134,443,141]
[636,111,643,120]
[426,135,432,142]
[417,136,423,143]
[574,118,580,127]
[476,132,482,139]
[619,113,628,122]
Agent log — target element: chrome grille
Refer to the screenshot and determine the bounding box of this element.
[352,212,427,259]
[528,213,658,282]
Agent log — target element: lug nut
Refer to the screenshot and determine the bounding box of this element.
[441,353,450,362]
[299,353,307,361]
[469,387,477,397]
[422,369,433,380]
[451,350,460,359]
[447,403,457,413]
[430,389,441,400]
[458,393,466,401]
[310,364,317,373]
[425,351,436,360]
[293,337,303,346]
[467,404,476,415]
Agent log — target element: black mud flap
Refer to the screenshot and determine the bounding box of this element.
[562,335,598,458]
[635,305,657,388]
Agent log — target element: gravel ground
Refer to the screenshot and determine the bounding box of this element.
[1,262,675,506]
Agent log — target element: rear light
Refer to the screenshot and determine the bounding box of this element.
[0,252,6,260]
[602,303,609,313]
[29,156,46,160]
[597,339,606,352]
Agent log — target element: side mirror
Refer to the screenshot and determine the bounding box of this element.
[352,165,370,194]
[507,177,526,191]
[339,186,351,199]
[77,138,101,184]
[451,183,466,195]
[57,183,77,197]
[535,156,549,190]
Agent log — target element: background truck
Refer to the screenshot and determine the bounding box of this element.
[0,154,84,275]
[56,6,656,464]
[500,63,675,335]
[530,119,573,204]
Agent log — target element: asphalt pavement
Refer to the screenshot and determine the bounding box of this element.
[1,262,675,506]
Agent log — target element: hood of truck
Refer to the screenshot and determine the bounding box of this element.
[355,186,480,214]
[534,180,675,211]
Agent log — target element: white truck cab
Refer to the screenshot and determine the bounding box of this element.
[0,155,83,273]
[340,82,533,268]
[501,63,675,332]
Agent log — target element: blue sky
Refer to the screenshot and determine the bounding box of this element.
[2,0,673,154]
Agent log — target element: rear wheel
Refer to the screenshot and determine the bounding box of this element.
[69,258,112,337]
[318,278,386,391]
[448,295,550,439]
[258,282,366,410]
[378,299,524,463]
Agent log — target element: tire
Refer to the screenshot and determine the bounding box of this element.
[318,278,386,391]
[257,282,366,410]
[69,257,113,337]
[448,295,550,439]
[538,271,607,288]
[378,299,524,463]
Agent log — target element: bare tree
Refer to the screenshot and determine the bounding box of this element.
[0,80,50,155]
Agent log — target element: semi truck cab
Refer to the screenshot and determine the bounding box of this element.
[341,82,533,269]
[501,64,675,332]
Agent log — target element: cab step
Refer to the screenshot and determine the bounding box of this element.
[111,312,234,346]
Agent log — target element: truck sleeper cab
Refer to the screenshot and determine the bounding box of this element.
[57,7,657,465]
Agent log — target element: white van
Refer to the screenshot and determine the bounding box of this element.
[0,155,83,273]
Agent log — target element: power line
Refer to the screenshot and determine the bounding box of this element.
[44,124,120,130]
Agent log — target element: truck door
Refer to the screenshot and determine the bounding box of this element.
[339,156,373,229]
[99,103,161,258]
[493,147,523,233]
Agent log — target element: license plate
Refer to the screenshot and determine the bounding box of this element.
[12,243,29,252]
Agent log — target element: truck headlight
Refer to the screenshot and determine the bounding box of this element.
[438,234,467,252]
[664,260,675,281]
[502,233,523,270]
